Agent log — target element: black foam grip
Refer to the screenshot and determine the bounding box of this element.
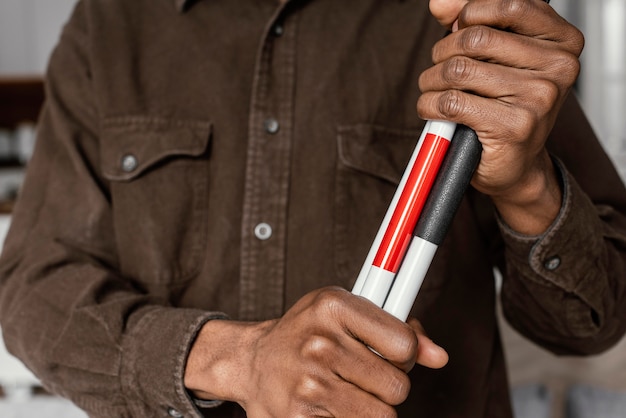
[412,0,548,244]
[414,125,482,245]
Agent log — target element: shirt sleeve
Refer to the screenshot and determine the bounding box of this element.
[499,94,626,356]
[0,3,224,417]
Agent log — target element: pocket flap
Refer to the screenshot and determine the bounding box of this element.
[101,116,212,181]
[337,124,423,185]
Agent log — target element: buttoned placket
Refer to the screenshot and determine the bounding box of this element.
[239,8,298,321]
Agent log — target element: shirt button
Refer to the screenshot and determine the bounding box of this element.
[272,24,284,37]
[264,118,280,134]
[167,407,183,418]
[544,256,561,271]
[121,154,138,172]
[254,223,273,240]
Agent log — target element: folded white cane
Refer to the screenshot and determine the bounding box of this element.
[352,0,551,321]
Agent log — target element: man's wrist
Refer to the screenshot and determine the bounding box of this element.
[492,152,563,236]
[184,318,273,407]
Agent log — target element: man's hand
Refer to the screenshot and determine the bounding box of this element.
[421,0,584,235]
[184,287,448,417]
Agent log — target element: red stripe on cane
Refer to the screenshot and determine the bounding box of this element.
[373,133,450,273]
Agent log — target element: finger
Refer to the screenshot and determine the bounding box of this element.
[419,56,566,113]
[429,0,468,29]
[416,87,556,172]
[457,0,583,53]
[323,379,398,418]
[329,334,412,404]
[345,299,419,368]
[407,318,449,369]
[417,80,556,149]
[431,26,581,83]
[419,56,535,101]
[292,368,396,418]
[417,86,553,145]
[316,288,419,368]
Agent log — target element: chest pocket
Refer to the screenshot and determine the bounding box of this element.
[334,123,449,293]
[100,116,212,285]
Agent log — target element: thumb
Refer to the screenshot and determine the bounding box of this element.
[407,317,449,369]
[429,0,468,30]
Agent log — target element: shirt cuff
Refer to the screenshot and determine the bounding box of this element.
[498,157,607,335]
[120,306,229,418]
[498,158,600,284]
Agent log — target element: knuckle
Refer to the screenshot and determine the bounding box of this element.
[312,287,345,317]
[459,25,492,54]
[562,25,585,57]
[385,373,411,405]
[416,94,430,119]
[550,52,581,85]
[499,0,531,20]
[418,70,429,93]
[571,27,585,55]
[438,90,465,118]
[391,325,419,362]
[532,79,560,109]
[295,374,325,401]
[508,107,537,140]
[442,56,475,85]
[376,404,398,418]
[301,335,336,361]
[397,327,418,361]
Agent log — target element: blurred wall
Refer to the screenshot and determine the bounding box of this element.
[555,0,626,178]
[0,0,78,75]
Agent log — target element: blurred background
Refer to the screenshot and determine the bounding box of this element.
[0,0,625,417]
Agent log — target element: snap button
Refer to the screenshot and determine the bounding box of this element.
[272,24,284,37]
[264,118,280,134]
[254,223,273,240]
[121,154,138,172]
[544,256,561,271]
[167,407,183,418]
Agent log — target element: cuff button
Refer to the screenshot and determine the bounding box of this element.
[167,407,183,418]
[544,256,561,271]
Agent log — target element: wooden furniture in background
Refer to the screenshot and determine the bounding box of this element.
[0,77,45,129]
[0,77,45,213]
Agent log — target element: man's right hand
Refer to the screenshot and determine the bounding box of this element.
[184,287,448,417]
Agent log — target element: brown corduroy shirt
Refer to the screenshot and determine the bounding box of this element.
[2,0,626,417]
